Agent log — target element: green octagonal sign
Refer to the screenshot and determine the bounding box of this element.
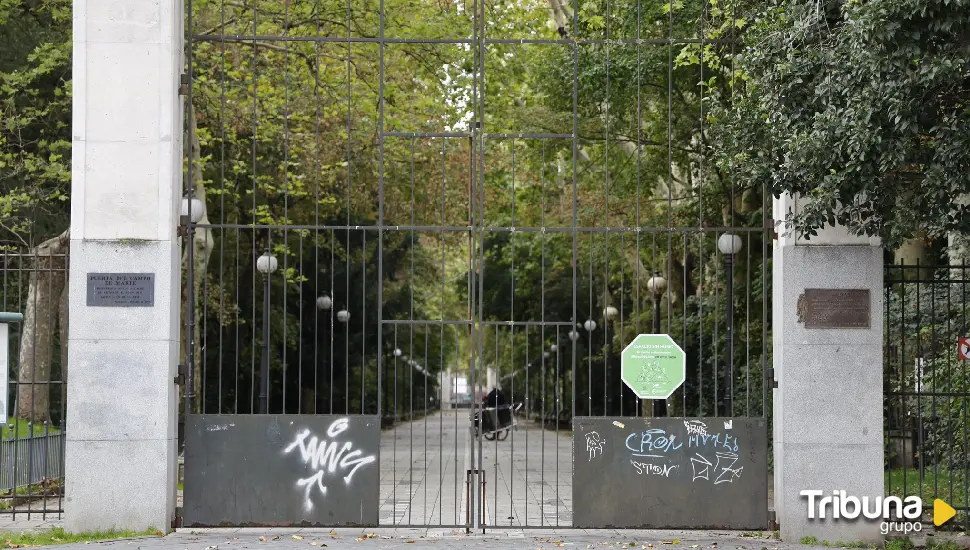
[621,334,686,399]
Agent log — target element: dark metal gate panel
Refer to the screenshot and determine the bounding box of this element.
[884,264,970,531]
[572,417,768,529]
[183,414,380,527]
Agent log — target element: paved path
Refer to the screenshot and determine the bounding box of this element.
[1,527,820,550]
[378,409,571,527]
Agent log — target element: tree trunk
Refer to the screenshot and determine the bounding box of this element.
[180,103,214,414]
[16,230,69,423]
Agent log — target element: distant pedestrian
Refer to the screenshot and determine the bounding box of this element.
[484,387,507,408]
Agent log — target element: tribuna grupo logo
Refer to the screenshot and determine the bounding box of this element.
[801,490,957,535]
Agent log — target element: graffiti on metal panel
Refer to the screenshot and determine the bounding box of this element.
[282,417,377,511]
[622,421,744,484]
[585,431,606,461]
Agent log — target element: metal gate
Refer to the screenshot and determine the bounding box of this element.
[884,263,970,531]
[181,0,771,529]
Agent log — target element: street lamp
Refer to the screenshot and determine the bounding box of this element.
[336,309,350,323]
[646,271,668,417]
[604,306,619,321]
[316,293,332,311]
[583,319,597,332]
[568,330,579,342]
[180,195,205,224]
[257,251,278,414]
[717,232,743,417]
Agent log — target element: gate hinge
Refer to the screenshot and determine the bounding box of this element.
[172,507,183,529]
[768,509,779,531]
[178,74,189,96]
[766,368,778,389]
[175,364,186,386]
[766,218,778,240]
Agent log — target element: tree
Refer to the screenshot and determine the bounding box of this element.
[712,0,970,250]
[1,0,72,423]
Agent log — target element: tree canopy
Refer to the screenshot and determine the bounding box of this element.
[712,0,970,249]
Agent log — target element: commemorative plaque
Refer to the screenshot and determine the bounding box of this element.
[86,273,155,307]
[798,288,870,329]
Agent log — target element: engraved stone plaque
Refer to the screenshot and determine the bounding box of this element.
[86,273,155,307]
[798,288,870,329]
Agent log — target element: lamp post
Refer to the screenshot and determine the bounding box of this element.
[390,348,402,420]
[583,318,597,414]
[316,293,332,414]
[717,233,742,417]
[604,305,619,415]
[646,271,667,417]
[257,251,278,414]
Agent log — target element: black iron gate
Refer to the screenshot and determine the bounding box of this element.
[884,263,970,531]
[181,0,771,529]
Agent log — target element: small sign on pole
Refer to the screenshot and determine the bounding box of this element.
[620,334,687,399]
[959,337,970,361]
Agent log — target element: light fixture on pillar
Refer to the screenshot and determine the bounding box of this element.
[604,306,619,321]
[316,293,332,311]
[393,348,402,357]
[583,319,597,332]
[550,344,558,352]
[178,195,205,238]
[336,309,350,323]
[568,330,579,341]
[257,251,278,414]
[717,232,743,418]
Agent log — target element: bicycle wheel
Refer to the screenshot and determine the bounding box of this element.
[484,432,497,441]
[497,429,509,441]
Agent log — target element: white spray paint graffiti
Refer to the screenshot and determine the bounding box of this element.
[282,417,377,511]
[585,431,606,461]
[684,420,708,436]
[689,452,743,484]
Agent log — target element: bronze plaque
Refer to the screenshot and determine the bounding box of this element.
[798,289,870,329]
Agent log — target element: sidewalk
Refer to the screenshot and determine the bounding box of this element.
[10,528,807,550]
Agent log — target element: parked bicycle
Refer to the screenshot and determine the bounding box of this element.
[474,402,522,441]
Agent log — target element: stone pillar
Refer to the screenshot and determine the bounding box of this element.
[65,0,182,532]
[772,194,884,543]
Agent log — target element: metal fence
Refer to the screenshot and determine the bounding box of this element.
[0,430,65,491]
[884,262,970,531]
[0,250,68,519]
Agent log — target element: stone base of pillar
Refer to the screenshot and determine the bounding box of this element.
[64,241,179,533]
[773,244,884,543]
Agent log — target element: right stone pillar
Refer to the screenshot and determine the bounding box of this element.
[772,194,884,543]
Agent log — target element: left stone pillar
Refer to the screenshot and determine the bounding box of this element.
[66,0,183,532]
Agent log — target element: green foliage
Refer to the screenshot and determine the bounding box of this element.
[713,0,970,249]
[0,0,72,248]
[801,536,820,545]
